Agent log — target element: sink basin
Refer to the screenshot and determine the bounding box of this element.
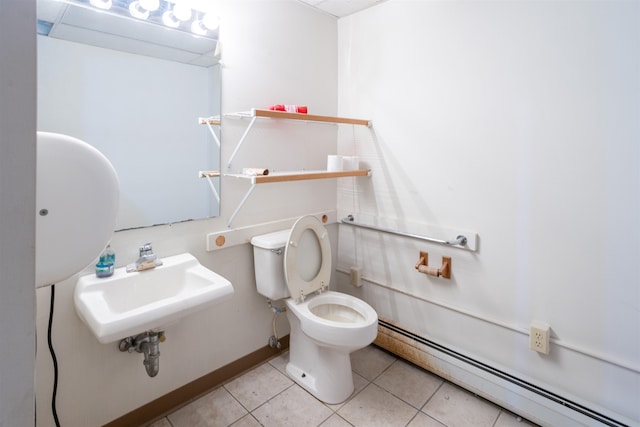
[74,253,233,343]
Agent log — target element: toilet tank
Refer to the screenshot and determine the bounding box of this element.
[250,229,290,300]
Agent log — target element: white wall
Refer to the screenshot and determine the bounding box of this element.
[0,0,36,426]
[34,1,338,426]
[336,0,639,425]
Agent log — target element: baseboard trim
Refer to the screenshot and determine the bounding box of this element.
[103,336,290,427]
[375,318,630,427]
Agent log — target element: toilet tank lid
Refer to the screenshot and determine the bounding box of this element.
[250,229,290,249]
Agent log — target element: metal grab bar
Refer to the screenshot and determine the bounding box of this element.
[340,215,468,247]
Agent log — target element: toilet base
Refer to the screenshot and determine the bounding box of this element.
[286,311,356,404]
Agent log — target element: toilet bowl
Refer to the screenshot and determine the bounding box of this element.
[251,215,378,404]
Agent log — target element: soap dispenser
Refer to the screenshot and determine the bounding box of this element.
[95,244,115,278]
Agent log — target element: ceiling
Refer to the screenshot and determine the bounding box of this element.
[298,0,385,17]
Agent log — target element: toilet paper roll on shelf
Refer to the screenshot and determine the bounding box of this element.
[327,155,343,171]
[342,156,359,170]
[327,155,359,171]
[242,168,269,176]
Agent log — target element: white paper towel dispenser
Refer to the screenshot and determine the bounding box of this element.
[36,132,119,288]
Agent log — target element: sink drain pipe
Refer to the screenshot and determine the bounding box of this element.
[119,331,165,377]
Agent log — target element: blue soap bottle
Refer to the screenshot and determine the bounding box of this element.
[95,244,115,277]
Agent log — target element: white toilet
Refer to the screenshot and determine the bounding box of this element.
[251,215,378,404]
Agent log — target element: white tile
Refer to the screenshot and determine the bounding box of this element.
[167,387,248,427]
[320,414,354,427]
[148,418,172,427]
[252,384,333,427]
[350,345,396,381]
[229,414,262,427]
[160,353,536,427]
[224,363,293,411]
[338,383,418,427]
[374,359,443,409]
[268,350,289,375]
[494,410,538,427]
[407,412,447,427]
[422,383,501,427]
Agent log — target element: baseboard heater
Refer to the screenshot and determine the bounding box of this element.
[375,318,628,427]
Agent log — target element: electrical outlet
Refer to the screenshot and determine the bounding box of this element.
[530,322,550,354]
[350,266,362,287]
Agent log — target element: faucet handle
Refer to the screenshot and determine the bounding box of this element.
[139,242,153,256]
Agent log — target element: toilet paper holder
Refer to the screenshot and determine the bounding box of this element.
[415,251,451,279]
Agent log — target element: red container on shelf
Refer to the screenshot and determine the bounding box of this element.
[268,104,308,114]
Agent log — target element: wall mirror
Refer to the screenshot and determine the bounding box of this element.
[36,0,221,230]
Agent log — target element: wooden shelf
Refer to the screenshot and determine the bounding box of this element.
[226,170,371,227]
[228,169,370,184]
[257,169,370,183]
[226,109,371,169]
[251,109,371,126]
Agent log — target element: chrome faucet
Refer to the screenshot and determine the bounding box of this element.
[126,242,163,272]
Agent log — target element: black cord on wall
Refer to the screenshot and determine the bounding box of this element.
[48,284,61,427]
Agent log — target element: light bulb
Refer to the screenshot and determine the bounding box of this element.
[191,20,207,35]
[202,13,219,30]
[90,0,112,10]
[162,10,180,28]
[129,1,149,19]
[139,0,160,12]
[173,3,192,21]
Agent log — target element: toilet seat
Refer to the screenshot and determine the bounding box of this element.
[284,216,332,302]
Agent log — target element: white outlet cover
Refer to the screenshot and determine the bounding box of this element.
[529,322,550,355]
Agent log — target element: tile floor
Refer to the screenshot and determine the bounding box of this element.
[147,345,538,427]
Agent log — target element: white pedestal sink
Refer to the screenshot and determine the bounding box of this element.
[74,253,233,343]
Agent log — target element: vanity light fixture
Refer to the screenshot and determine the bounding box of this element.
[139,0,159,11]
[128,1,149,19]
[162,7,181,28]
[90,0,112,9]
[172,2,191,21]
[191,17,207,35]
[192,12,218,35]
[202,13,219,30]
[61,0,219,38]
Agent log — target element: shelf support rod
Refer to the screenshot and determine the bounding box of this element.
[205,176,220,205]
[227,116,257,169]
[205,122,220,148]
[226,182,257,228]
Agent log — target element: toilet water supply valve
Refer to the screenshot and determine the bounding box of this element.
[119,331,165,377]
[268,301,286,350]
